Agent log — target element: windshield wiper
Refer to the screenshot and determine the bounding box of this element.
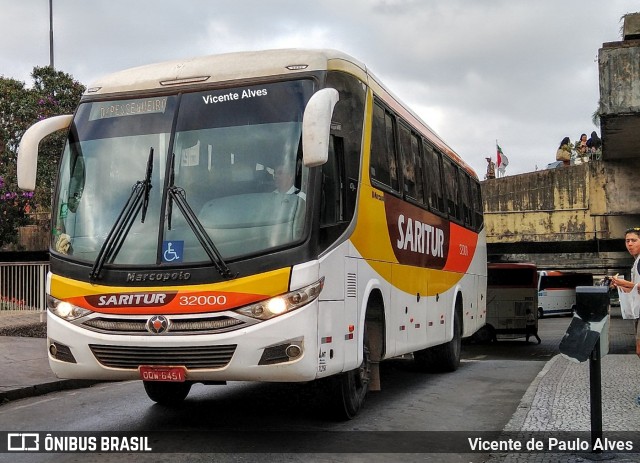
[167,152,236,279]
[140,147,154,222]
[89,148,154,281]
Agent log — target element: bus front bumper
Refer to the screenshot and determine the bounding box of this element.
[46,301,320,383]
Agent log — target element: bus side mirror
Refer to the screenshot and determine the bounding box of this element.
[302,88,339,167]
[17,114,73,191]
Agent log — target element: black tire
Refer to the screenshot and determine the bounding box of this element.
[470,323,495,344]
[537,307,544,319]
[143,381,192,406]
[414,308,462,372]
[332,332,371,420]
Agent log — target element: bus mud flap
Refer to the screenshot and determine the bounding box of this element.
[367,320,383,391]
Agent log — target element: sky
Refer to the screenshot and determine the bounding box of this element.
[1,0,637,178]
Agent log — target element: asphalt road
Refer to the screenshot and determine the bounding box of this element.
[463,314,574,361]
[0,315,581,463]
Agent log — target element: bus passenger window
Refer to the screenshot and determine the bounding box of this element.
[472,180,483,230]
[370,102,399,191]
[410,133,424,203]
[443,158,460,220]
[424,144,444,213]
[399,124,424,203]
[458,171,473,227]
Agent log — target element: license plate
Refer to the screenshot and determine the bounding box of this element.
[139,366,186,382]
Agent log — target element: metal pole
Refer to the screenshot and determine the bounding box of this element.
[589,340,602,453]
[49,0,54,69]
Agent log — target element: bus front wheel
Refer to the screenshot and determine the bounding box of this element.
[537,308,544,319]
[332,331,371,420]
[143,381,192,406]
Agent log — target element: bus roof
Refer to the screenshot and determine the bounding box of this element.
[84,48,475,178]
[85,49,363,95]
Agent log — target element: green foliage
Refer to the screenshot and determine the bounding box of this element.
[0,175,33,248]
[0,66,85,248]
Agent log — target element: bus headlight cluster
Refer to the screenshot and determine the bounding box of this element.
[235,278,324,321]
[47,295,93,321]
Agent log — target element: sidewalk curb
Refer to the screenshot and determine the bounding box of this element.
[502,354,562,432]
[0,379,102,404]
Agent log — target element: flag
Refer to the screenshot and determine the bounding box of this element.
[497,143,509,175]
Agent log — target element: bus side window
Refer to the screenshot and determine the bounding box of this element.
[325,70,365,224]
[458,170,473,227]
[320,135,345,227]
[398,122,424,204]
[411,133,424,203]
[370,102,399,191]
[424,143,445,213]
[472,180,483,230]
[442,157,461,221]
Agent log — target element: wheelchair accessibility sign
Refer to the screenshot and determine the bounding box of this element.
[162,241,184,263]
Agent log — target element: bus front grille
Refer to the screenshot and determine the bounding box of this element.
[80,314,253,335]
[89,344,236,370]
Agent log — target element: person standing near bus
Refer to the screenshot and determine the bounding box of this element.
[525,309,541,344]
[612,228,640,407]
[611,227,640,329]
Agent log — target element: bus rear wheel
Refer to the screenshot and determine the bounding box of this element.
[143,381,192,406]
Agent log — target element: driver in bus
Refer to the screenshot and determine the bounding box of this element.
[274,163,306,200]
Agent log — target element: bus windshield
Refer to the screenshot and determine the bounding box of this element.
[53,80,315,267]
[487,266,538,288]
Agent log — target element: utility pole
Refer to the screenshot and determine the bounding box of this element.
[49,0,54,69]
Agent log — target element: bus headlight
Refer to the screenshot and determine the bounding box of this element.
[47,295,92,321]
[234,278,324,321]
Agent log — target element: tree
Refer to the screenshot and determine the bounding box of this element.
[0,66,85,248]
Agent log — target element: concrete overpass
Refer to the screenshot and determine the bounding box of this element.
[482,160,640,277]
[482,13,640,278]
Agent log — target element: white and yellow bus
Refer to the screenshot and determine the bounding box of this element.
[18,49,486,419]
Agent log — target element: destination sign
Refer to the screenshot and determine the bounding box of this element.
[89,97,168,120]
